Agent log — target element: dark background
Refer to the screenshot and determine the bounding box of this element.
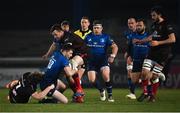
[0,0,179,57]
[0,0,180,89]
[0,0,178,29]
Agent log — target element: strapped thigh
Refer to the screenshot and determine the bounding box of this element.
[142,59,153,71]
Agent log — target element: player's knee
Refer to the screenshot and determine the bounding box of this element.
[89,79,96,83]
[61,84,67,90]
[152,73,159,79]
[131,73,139,83]
[102,75,110,82]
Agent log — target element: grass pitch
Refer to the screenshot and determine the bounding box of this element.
[0,88,180,112]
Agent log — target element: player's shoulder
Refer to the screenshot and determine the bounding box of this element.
[85,32,93,38]
[102,33,110,36]
[101,33,111,39]
[86,29,92,34]
[144,31,149,36]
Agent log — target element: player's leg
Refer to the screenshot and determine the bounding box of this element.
[78,68,85,80]
[52,90,68,104]
[101,66,114,102]
[70,55,84,93]
[148,64,164,102]
[56,79,67,93]
[126,57,135,98]
[128,72,141,100]
[137,59,153,102]
[126,59,140,100]
[88,70,105,101]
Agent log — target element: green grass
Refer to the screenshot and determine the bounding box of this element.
[0,88,180,112]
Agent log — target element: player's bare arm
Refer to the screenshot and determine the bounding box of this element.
[5,80,19,89]
[64,66,78,77]
[42,42,56,59]
[31,84,55,100]
[151,33,176,46]
[108,43,118,63]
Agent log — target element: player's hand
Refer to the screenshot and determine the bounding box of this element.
[49,84,55,89]
[108,57,115,64]
[124,52,128,59]
[127,56,132,65]
[108,54,116,64]
[132,39,141,44]
[42,54,49,60]
[5,80,18,89]
[150,41,159,46]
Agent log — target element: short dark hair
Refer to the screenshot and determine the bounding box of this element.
[93,20,103,26]
[24,72,43,84]
[62,43,73,51]
[60,20,70,26]
[136,18,146,24]
[81,16,90,22]
[50,24,63,33]
[151,6,164,16]
[128,17,136,22]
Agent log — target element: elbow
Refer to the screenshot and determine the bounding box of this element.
[65,73,72,77]
[115,44,119,53]
[172,38,176,43]
[169,34,176,43]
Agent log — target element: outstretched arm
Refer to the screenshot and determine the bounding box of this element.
[6,80,18,89]
[42,42,56,59]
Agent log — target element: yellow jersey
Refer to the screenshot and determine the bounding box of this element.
[74,29,92,40]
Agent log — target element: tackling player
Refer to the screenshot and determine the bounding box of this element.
[40,43,79,103]
[6,72,55,103]
[43,24,88,102]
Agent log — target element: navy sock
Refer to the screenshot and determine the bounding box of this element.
[147,85,152,96]
[128,78,135,94]
[93,80,104,93]
[105,81,112,97]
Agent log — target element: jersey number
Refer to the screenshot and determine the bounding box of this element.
[16,82,21,89]
[47,59,55,69]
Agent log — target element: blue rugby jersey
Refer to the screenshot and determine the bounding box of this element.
[85,33,113,57]
[124,30,136,57]
[132,32,150,59]
[41,52,69,86]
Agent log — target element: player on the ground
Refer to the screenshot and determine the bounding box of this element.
[124,18,137,99]
[137,6,176,102]
[85,20,118,102]
[6,71,55,103]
